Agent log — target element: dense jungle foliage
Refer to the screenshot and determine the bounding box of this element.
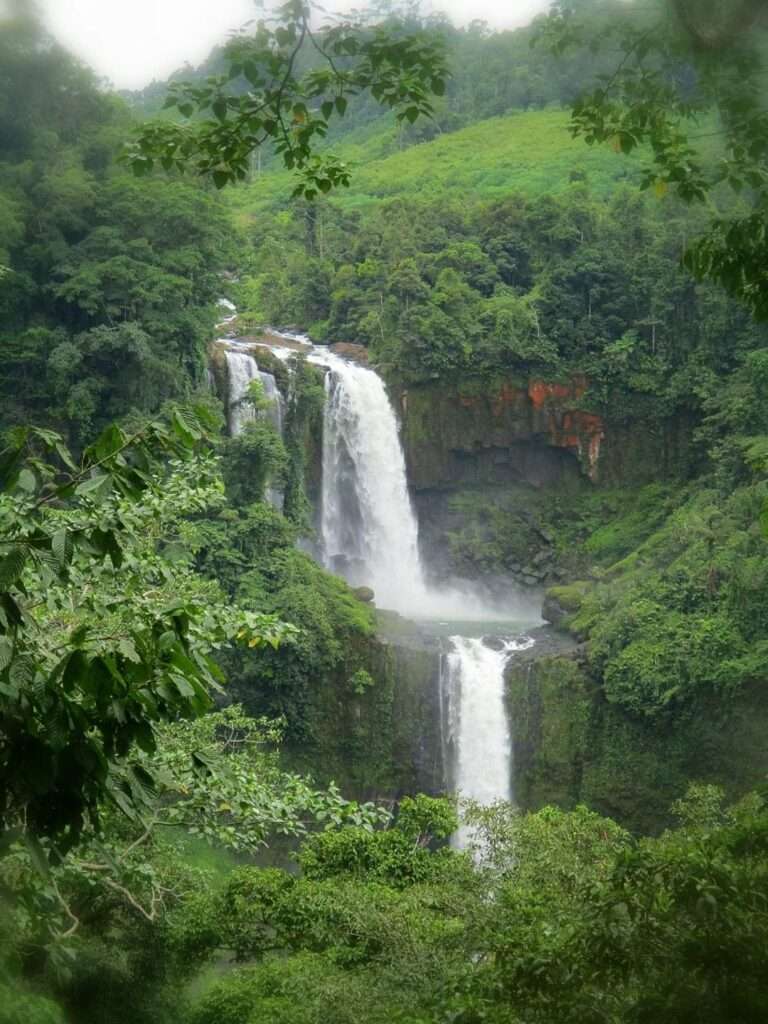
[0,12,233,446]
[3,0,768,1022]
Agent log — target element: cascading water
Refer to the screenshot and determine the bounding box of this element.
[225,349,260,436]
[259,369,285,510]
[225,347,285,510]
[310,348,537,623]
[230,334,541,845]
[313,350,428,613]
[258,369,285,434]
[443,634,534,850]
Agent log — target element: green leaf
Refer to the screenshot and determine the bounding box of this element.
[86,423,126,463]
[171,408,202,447]
[0,638,12,672]
[335,96,348,116]
[110,785,139,821]
[134,721,156,754]
[53,440,77,472]
[17,468,36,493]
[62,650,89,692]
[0,546,26,589]
[75,473,112,499]
[9,656,35,690]
[0,592,23,629]
[23,834,51,877]
[51,529,72,567]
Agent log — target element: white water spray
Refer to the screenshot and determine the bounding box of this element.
[258,369,285,435]
[312,349,428,612]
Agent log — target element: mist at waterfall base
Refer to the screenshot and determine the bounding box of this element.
[310,348,540,625]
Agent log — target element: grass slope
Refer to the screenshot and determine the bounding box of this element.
[229,108,643,218]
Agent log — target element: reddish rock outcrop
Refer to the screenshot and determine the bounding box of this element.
[527,380,604,482]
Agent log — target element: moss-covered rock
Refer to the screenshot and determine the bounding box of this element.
[507,650,768,834]
[284,634,444,800]
[542,581,592,628]
[506,652,592,810]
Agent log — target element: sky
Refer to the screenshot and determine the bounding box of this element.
[36,0,549,90]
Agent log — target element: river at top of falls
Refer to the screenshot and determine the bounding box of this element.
[308,347,538,623]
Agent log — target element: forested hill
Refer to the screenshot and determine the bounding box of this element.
[4,4,768,1024]
[125,8,621,147]
[0,14,233,447]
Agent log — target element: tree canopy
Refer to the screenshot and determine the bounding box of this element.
[128,0,448,196]
[537,0,768,317]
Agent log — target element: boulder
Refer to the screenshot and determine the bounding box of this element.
[329,342,369,365]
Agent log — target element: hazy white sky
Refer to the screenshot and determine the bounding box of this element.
[38,1,549,89]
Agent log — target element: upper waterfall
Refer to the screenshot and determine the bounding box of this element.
[310,348,538,622]
[313,349,429,614]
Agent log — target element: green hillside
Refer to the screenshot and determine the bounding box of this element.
[228,108,642,218]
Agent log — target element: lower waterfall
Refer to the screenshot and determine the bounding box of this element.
[443,634,533,850]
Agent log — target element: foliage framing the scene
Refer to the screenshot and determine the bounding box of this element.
[127,0,448,197]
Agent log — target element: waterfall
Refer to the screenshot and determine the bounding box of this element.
[443,634,533,850]
[311,348,536,621]
[226,349,260,436]
[260,369,285,511]
[222,336,540,837]
[259,370,284,435]
[311,350,430,613]
[225,347,285,511]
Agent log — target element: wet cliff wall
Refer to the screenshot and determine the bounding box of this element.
[284,632,444,801]
[227,627,444,803]
[387,373,695,586]
[396,375,694,491]
[506,648,768,834]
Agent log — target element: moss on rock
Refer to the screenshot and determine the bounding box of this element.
[506,651,768,834]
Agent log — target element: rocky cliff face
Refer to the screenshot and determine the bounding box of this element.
[386,373,694,587]
[506,647,768,834]
[283,628,444,802]
[398,375,589,491]
[396,374,693,491]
